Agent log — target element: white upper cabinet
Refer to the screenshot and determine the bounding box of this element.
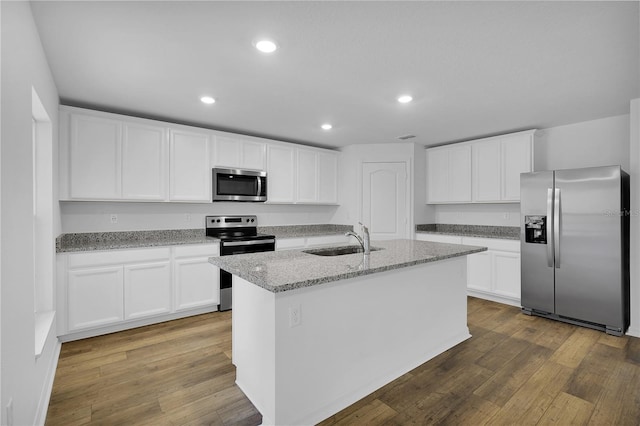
[501,134,533,201]
[61,107,173,202]
[169,128,211,202]
[426,148,449,203]
[296,148,319,203]
[448,145,472,202]
[267,144,339,205]
[427,144,471,203]
[213,135,266,171]
[427,130,534,204]
[267,144,296,203]
[472,140,501,202]
[122,123,168,200]
[68,113,122,200]
[318,151,338,204]
[60,106,339,205]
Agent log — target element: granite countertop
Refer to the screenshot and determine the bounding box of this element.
[56,224,354,253]
[56,229,219,253]
[416,224,520,240]
[258,224,353,239]
[208,239,486,293]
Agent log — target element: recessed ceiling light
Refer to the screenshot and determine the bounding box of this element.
[321,123,333,130]
[397,95,413,104]
[255,39,278,53]
[200,96,216,104]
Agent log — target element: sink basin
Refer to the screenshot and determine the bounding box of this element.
[303,245,382,257]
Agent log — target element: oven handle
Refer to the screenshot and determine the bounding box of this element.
[223,239,275,247]
[257,176,263,197]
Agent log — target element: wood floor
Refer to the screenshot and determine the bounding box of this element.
[46,297,640,425]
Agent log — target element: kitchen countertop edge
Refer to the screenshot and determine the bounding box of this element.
[416,224,520,240]
[209,240,487,293]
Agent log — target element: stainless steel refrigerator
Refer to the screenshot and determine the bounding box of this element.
[520,165,630,336]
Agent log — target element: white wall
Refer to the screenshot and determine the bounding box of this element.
[1,2,61,425]
[534,114,630,172]
[333,142,433,235]
[425,115,631,227]
[61,201,339,233]
[629,98,639,338]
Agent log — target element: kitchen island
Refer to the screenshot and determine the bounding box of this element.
[209,239,485,425]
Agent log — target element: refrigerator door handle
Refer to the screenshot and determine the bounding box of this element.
[546,188,554,267]
[554,188,561,268]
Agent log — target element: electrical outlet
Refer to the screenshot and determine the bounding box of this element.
[110,214,118,224]
[503,212,510,220]
[185,214,191,222]
[289,305,301,328]
[6,398,13,426]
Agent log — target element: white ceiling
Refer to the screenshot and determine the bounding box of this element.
[31,1,639,149]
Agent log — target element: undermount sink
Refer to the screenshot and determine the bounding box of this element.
[303,245,382,257]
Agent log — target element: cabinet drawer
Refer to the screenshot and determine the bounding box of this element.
[67,247,171,268]
[462,237,519,252]
[173,244,220,258]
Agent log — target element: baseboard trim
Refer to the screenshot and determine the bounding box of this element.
[34,337,61,426]
[467,289,520,307]
[627,326,640,338]
[59,306,219,342]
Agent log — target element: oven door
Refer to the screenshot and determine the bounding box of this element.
[218,237,275,311]
[212,168,267,202]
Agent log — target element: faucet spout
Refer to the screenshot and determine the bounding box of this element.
[345,231,364,250]
[345,224,371,255]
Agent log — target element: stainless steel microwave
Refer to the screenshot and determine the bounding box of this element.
[212,168,267,202]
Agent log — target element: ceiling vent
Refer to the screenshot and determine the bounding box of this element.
[397,134,416,140]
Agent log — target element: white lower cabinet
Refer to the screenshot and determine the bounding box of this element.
[492,250,521,300]
[415,233,462,244]
[174,245,220,311]
[463,237,521,306]
[59,244,220,340]
[124,261,172,320]
[416,233,521,306]
[68,266,124,331]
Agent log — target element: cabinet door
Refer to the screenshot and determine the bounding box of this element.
[214,135,242,168]
[448,145,472,202]
[276,238,306,251]
[267,144,296,203]
[169,129,211,201]
[415,234,463,244]
[122,123,167,200]
[242,141,266,170]
[174,257,220,311]
[501,135,532,201]
[466,251,492,292]
[473,140,501,202]
[124,261,172,320]
[69,114,121,199]
[493,251,521,299]
[67,266,124,331]
[426,148,449,203]
[297,149,318,203]
[318,152,338,204]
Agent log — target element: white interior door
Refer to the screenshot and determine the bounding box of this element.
[362,162,408,240]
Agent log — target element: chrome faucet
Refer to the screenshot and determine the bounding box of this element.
[345,222,371,255]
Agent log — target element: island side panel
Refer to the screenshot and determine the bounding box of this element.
[232,277,276,419]
[270,256,469,425]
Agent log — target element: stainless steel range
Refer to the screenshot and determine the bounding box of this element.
[206,215,275,311]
